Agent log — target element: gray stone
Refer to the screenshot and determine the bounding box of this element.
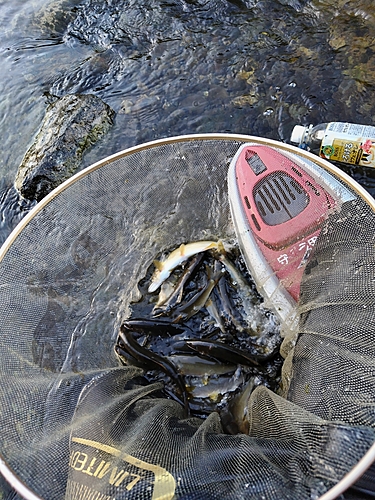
[15,94,115,201]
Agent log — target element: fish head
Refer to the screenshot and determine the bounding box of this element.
[148,261,171,293]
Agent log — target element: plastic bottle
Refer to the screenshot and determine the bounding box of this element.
[290,122,375,168]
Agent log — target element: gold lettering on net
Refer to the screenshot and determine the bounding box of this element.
[69,451,141,489]
[71,437,176,500]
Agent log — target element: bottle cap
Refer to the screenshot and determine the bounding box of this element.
[290,125,307,145]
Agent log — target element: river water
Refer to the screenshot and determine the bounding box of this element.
[0,1,375,498]
[0,0,375,244]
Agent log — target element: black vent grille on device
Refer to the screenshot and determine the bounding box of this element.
[253,172,309,226]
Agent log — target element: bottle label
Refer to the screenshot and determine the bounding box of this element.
[319,122,375,168]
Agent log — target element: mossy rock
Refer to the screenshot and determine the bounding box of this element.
[15,94,115,202]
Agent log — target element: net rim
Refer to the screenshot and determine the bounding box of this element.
[1,133,375,264]
[0,133,374,500]
[0,456,43,500]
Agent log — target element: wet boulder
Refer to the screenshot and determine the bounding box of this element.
[15,94,115,201]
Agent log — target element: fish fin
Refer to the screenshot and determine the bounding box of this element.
[179,243,186,256]
[216,240,226,254]
[153,259,164,271]
[204,241,218,250]
[205,297,213,307]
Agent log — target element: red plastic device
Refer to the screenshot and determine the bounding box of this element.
[230,144,336,302]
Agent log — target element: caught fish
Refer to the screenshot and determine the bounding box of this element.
[187,366,246,401]
[221,377,255,434]
[117,322,189,413]
[215,260,248,333]
[183,339,266,367]
[153,253,204,312]
[120,238,282,424]
[154,280,176,308]
[204,296,226,333]
[168,354,237,377]
[148,240,219,293]
[171,266,224,322]
[214,244,261,334]
[121,317,188,337]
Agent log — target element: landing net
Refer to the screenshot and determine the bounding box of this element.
[0,134,374,500]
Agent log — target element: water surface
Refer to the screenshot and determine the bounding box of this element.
[0,0,375,245]
[1,1,375,497]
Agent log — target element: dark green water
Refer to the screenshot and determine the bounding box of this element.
[0,0,375,244]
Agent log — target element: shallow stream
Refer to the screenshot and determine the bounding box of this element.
[0,0,375,244]
[0,1,375,497]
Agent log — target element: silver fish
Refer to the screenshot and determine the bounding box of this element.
[214,244,262,335]
[172,267,224,321]
[169,355,237,376]
[153,253,204,312]
[204,296,226,333]
[148,240,219,293]
[227,377,256,434]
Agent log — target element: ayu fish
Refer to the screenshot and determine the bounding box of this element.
[214,243,262,335]
[171,266,224,322]
[118,322,189,413]
[148,240,219,293]
[153,253,204,311]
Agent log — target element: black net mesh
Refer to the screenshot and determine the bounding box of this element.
[0,136,374,500]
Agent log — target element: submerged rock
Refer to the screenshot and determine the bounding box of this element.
[15,94,115,202]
